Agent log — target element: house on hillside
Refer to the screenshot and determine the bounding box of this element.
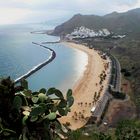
[65,26,126,41]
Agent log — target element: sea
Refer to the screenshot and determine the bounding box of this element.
[0,23,88,92]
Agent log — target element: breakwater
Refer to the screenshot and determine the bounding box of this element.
[42,41,60,44]
[14,42,56,83]
[30,30,47,34]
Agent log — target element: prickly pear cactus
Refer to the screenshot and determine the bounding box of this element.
[0,77,74,140]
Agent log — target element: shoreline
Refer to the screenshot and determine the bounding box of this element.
[62,42,91,93]
[60,42,111,130]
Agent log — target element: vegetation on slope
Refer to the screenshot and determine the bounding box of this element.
[111,39,140,117]
[0,72,139,140]
[75,37,140,118]
[52,9,140,119]
[67,119,140,140]
[52,8,140,119]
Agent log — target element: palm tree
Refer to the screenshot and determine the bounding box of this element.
[74,111,77,116]
[79,112,81,115]
[81,114,84,120]
[89,103,92,107]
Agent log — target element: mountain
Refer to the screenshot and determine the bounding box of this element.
[52,8,140,39]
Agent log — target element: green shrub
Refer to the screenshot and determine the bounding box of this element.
[121,68,127,73]
[109,86,126,100]
[90,132,112,140]
[111,91,126,100]
[67,129,82,140]
[124,71,131,77]
[115,120,140,140]
[0,77,74,140]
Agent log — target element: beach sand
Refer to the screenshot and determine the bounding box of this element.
[60,42,111,130]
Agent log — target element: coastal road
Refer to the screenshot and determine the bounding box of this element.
[109,54,121,92]
[114,56,121,92]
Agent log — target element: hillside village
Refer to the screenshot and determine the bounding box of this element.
[65,26,126,40]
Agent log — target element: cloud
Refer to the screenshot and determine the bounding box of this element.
[116,0,139,6]
[0,8,32,24]
[0,0,140,24]
[33,0,140,15]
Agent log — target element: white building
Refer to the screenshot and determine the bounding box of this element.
[102,28,111,36]
[65,26,125,40]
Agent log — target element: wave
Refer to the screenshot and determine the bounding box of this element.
[14,42,56,83]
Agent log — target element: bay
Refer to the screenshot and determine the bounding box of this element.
[0,23,87,92]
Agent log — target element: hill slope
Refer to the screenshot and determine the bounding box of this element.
[52,8,140,39]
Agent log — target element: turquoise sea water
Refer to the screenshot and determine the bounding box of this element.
[0,23,87,92]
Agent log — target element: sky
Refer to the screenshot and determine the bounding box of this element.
[0,0,140,25]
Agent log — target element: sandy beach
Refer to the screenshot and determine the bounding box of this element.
[60,42,111,130]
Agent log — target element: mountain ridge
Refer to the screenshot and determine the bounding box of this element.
[52,8,140,39]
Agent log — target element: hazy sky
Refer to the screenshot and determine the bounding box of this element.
[0,0,140,25]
